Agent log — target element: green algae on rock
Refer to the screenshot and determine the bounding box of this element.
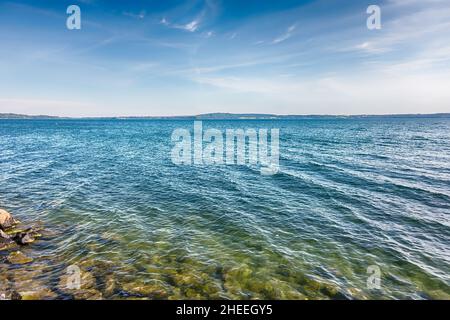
[121,279,171,299]
[14,289,57,300]
[9,267,57,300]
[7,251,33,265]
[0,230,17,251]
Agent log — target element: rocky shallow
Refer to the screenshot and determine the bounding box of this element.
[1,208,362,300]
[1,209,43,256]
[3,207,446,300]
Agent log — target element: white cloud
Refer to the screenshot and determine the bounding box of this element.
[160,17,201,32]
[253,40,265,45]
[181,19,200,32]
[345,5,450,55]
[352,42,391,54]
[160,17,169,25]
[203,31,214,38]
[229,32,237,40]
[272,24,296,44]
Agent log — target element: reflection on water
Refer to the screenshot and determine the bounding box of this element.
[0,118,449,299]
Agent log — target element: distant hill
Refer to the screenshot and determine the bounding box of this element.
[0,113,60,119]
[1,112,449,120]
[194,113,450,119]
[195,113,278,119]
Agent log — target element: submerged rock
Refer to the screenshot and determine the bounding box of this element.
[7,251,33,265]
[73,289,103,300]
[1,226,42,250]
[16,289,57,300]
[0,239,16,252]
[12,228,42,245]
[0,209,18,230]
[346,287,369,300]
[121,279,170,299]
[103,274,116,297]
[427,289,450,300]
[14,232,35,245]
[0,230,17,251]
[9,268,57,300]
[0,270,11,299]
[0,207,44,252]
[10,291,23,300]
[59,269,96,292]
[58,268,105,299]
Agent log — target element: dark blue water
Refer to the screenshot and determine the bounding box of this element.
[0,117,449,299]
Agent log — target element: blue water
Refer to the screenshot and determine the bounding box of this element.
[0,117,449,299]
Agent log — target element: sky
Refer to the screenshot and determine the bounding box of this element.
[0,0,449,116]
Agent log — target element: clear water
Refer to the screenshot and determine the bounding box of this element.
[0,117,449,299]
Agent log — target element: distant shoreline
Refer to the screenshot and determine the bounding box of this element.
[0,112,449,120]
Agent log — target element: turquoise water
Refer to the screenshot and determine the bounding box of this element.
[0,117,449,299]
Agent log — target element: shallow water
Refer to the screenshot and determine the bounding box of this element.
[0,117,449,299]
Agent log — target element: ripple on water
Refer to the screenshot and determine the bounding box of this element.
[0,118,449,299]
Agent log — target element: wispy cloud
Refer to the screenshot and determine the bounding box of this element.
[181,19,200,32]
[229,32,238,40]
[160,17,201,32]
[123,10,146,20]
[203,31,215,38]
[253,40,265,45]
[2,0,450,116]
[158,0,220,34]
[341,5,450,56]
[351,41,391,54]
[272,24,296,44]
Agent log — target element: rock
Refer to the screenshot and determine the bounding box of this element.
[58,268,103,299]
[58,268,98,300]
[0,229,16,251]
[10,268,56,300]
[14,232,35,245]
[0,229,10,239]
[0,209,18,230]
[0,238,16,251]
[10,267,45,289]
[12,228,41,245]
[319,283,347,300]
[0,291,22,300]
[10,291,22,300]
[0,271,11,298]
[427,289,450,300]
[4,227,27,236]
[7,251,33,265]
[122,280,170,299]
[347,287,369,300]
[5,266,60,300]
[103,274,116,297]
[73,289,103,300]
[1,225,42,249]
[184,288,203,300]
[16,289,57,300]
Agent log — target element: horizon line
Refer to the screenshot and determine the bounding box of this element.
[1,112,450,119]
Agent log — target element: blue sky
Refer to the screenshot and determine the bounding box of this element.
[0,0,449,116]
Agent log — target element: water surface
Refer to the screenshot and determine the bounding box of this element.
[0,117,449,299]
